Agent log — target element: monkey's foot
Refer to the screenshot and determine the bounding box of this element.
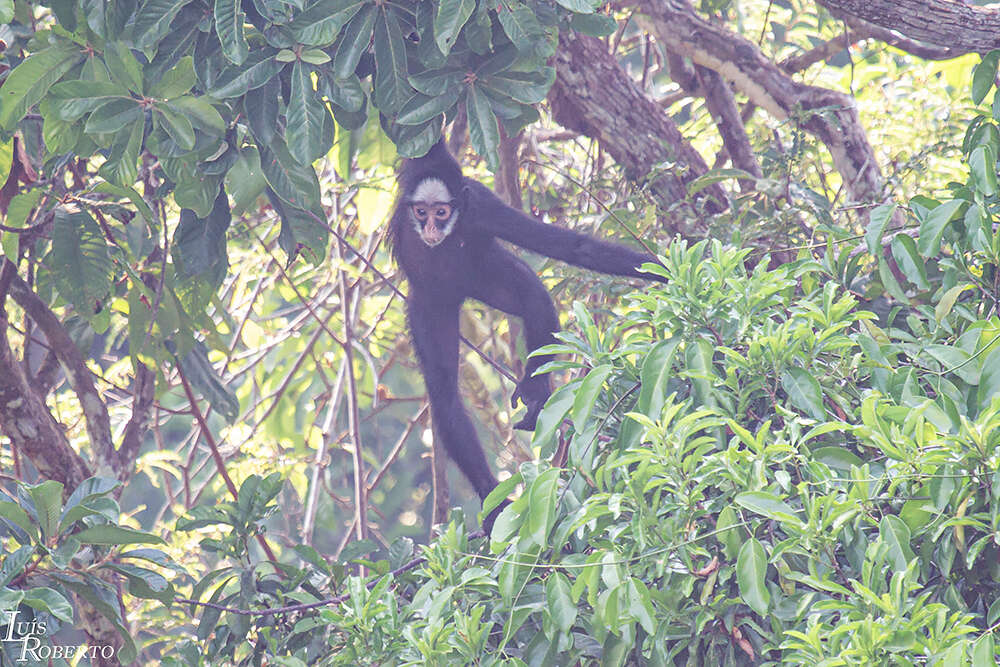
[511,376,550,431]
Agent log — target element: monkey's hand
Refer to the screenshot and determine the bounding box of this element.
[511,375,550,431]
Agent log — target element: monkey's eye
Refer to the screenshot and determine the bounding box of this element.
[432,204,452,221]
[411,205,428,222]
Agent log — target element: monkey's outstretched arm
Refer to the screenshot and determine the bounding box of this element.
[463,180,667,282]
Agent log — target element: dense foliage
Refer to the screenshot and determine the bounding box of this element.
[1,0,1000,665]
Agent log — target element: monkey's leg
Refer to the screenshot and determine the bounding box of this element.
[407,294,499,502]
[470,246,560,431]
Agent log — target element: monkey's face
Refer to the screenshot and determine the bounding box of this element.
[408,177,458,246]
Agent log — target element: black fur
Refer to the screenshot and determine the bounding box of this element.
[390,140,663,530]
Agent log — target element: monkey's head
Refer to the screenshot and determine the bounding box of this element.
[400,139,467,247]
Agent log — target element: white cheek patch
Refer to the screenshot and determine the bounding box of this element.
[410,178,458,246]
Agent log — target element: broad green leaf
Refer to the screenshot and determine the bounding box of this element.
[148,55,197,99]
[51,574,137,662]
[134,0,194,50]
[409,68,463,96]
[864,202,895,255]
[925,344,979,385]
[266,190,329,264]
[970,144,999,196]
[287,61,328,164]
[0,502,38,541]
[434,0,475,55]
[28,480,64,542]
[0,41,83,131]
[172,190,231,312]
[569,12,617,36]
[104,42,144,93]
[373,8,412,114]
[556,0,594,10]
[496,0,543,47]
[49,80,132,121]
[977,346,1000,412]
[154,103,196,151]
[0,0,12,23]
[22,587,74,623]
[84,98,143,134]
[173,340,240,423]
[245,77,280,144]
[737,539,770,615]
[890,234,929,289]
[935,284,971,324]
[292,0,365,46]
[226,147,267,215]
[0,546,33,588]
[972,50,1000,104]
[525,468,559,546]
[482,69,555,104]
[50,208,113,315]
[971,634,996,667]
[259,137,323,210]
[214,0,248,65]
[735,491,801,525]
[209,49,283,99]
[396,88,461,125]
[781,367,825,420]
[74,524,165,545]
[166,96,226,134]
[103,563,173,603]
[467,85,499,171]
[546,572,576,634]
[917,199,963,257]
[333,5,376,80]
[571,364,612,432]
[322,72,365,112]
[879,515,915,572]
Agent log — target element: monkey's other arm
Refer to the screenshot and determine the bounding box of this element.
[463,180,667,282]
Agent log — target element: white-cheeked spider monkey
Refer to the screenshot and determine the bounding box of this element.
[391,140,666,529]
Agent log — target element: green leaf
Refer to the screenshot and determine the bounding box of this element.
[292,0,365,46]
[84,98,143,134]
[781,367,825,420]
[29,480,64,542]
[409,68,463,96]
[878,515,915,572]
[482,69,555,105]
[103,563,173,604]
[215,0,249,65]
[0,0,12,23]
[322,72,365,112]
[545,572,576,634]
[890,233,929,290]
[172,189,231,312]
[154,103,196,151]
[259,137,323,210]
[287,61,329,163]
[977,346,1000,412]
[373,8,412,114]
[333,5,376,80]
[135,0,195,50]
[555,0,594,11]
[735,491,801,525]
[0,546,33,588]
[0,41,84,131]
[496,0,543,48]
[104,42,144,93]
[569,12,617,37]
[971,634,996,667]
[434,0,475,55]
[22,587,74,623]
[737,539,770,616]
[467,85,499,171]
[266,190,329,264]
[148,55,197,99]
[52,573,137,662]
[49,80,133,121]
[50,208,113,315]
[571,364,612,432]
[396,88,461,125]
[245,78,280,144]
[0,501,39,541]
[167,96,226,134]
[970,144,999,196]
[917,198,963,257]
[209,49,283,99]
[935,284,971,324]
[74,524,166,545]
[174,340,241,423]
[972,50,1000,105]
[301,49,331,65]
[864,202,895,255]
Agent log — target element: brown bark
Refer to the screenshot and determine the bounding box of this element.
[549,31,729,221]
[816,0,1000,53]
[633,0,886,207]
[694,65,762,188]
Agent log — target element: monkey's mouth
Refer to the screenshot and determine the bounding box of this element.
[420,225,446,246]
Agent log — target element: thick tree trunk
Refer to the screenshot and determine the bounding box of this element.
[549,30,729,227]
